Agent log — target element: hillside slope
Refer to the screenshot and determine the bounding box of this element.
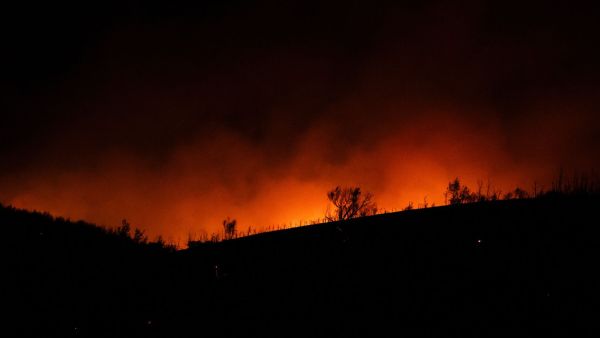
[4,196,600,336]
[179,196,599,336]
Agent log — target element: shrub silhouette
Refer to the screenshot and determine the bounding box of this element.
[445,178,477,205]
[133,228,148,244]
[117,219,132,238]
[223,217,237,240]
[504,187,530,200]
[325,186,377,221]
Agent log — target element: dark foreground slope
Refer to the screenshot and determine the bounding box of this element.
[4,196,600,337]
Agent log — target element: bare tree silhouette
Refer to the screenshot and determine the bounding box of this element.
[325,186,377,221]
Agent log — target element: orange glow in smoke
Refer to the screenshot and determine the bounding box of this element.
[6,105,588,245]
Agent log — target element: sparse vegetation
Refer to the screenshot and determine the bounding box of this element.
[441,170,599,206]
[7,171,595,251]
[186,171,600,245]
[5,176,599,337]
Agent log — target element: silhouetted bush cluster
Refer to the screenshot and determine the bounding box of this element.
[444,170,599,206]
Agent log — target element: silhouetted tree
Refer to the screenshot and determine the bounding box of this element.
[459,184,475,203]
[325,186,377,221]
[223,217,237,240]
[503,187,530,200]
[475,180,487,202]
[445,178,476,205]
[514,187,529,199]
[155,235,165,246]
[133,228,148,244]
[117,219,131,238]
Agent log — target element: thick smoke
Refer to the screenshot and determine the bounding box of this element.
[1,1,599,241]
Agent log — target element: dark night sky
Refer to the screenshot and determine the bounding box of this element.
[1,0,599,240]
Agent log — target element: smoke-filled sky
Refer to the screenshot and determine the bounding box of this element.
[1,0,599,241]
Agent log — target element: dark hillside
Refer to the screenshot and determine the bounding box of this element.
[178,196,600,336]
[2,206,174,337]
[4,196,600,336]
